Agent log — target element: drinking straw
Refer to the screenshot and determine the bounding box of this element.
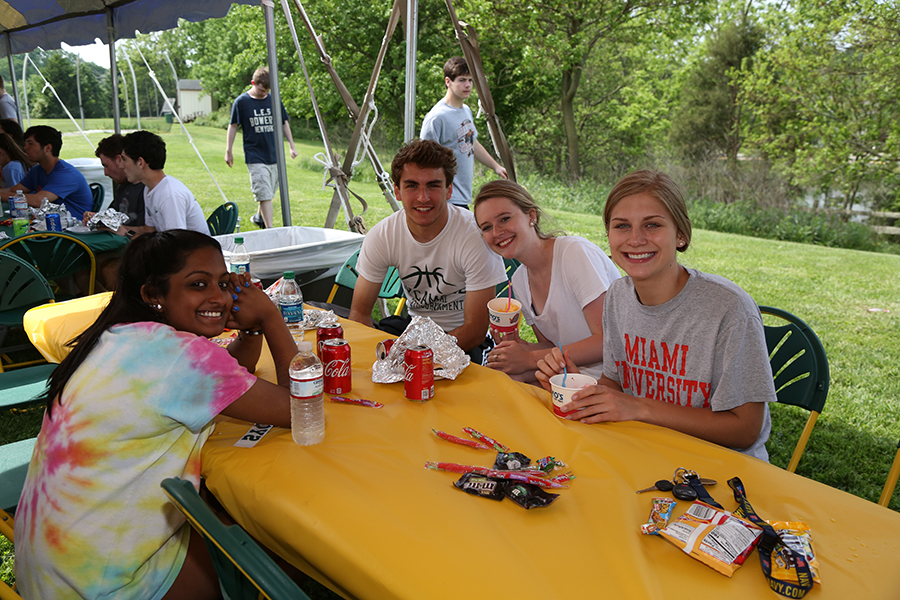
[559,342,567,386]
[506,283,512,311]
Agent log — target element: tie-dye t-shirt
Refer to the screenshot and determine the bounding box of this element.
[14,322,256,600]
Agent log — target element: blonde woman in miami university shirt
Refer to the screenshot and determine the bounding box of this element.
[537,170,775,461]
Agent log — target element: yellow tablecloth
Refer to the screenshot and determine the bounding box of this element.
[26,299,900,599]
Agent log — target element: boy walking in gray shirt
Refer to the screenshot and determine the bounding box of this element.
[420,57,507,207]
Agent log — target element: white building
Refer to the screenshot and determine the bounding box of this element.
[177,79,217,121]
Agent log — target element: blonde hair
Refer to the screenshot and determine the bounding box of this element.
[473,180,559,240]
[603,170,692,252]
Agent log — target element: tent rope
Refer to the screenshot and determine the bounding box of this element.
[24,55,94,149]
[280,0,363,230]
[133,41,230,205]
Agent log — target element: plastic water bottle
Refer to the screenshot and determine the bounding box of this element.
[230,236,250,274]
[11,190,29,236]
[289,341,325,445]
[277,270,304,346]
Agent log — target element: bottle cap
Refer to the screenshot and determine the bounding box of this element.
[297,341,313,352]
[283,271,295,279]
[235,236,244,244]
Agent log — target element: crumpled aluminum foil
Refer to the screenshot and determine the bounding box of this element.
[301,309,338,330]
[31,198,75,231]
[372,315,470,383]
[87,207,130,232]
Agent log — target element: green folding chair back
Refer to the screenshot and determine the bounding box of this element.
[0,363,55,410]
[0,232,97,300]
[0,438,37,512]
[325,249,405,316]
[0,251,55,372]
[207,202,239,236]
[879,440,900,507]
[495,257,521,298]
[89,182,105,212]
[160,477,311,600]
[759,306,829,473]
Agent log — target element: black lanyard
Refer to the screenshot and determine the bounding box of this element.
[728,477,814,598]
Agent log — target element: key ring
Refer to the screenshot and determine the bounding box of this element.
[673,467,698,484]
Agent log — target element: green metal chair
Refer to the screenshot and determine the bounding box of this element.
[207,201,239,236]
[0,363,55,410]
[0,232,97,301]
[759,306,830,473]
[1,438,36,512]
[0,251,55,372]
[160,477,311,600]
[495,257,521,298]
[324,249,405,317]
[89,182,105,212]
[879,440,900,507]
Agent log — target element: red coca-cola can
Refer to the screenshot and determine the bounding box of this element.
[250,277,263,290]
[322,338,352,395]
[316,323,344,358]
[376,339,395,360]
[404,345,434,402]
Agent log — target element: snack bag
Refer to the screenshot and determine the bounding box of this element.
[641,497,677,535]
[767,521,821,584]
[658,500,763,576]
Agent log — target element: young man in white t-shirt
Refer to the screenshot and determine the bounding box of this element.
[120,131,208,236]
[349,139,506,363]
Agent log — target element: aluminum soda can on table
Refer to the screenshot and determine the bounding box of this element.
[45,213,62,232]
[322,338,352,395]
[316,323,343,358]
[404,345,434,402]
[376,339,394,360]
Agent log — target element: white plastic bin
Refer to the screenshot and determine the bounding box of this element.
[216,226,364,281]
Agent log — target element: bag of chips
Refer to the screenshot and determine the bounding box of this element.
[658,500,763,576]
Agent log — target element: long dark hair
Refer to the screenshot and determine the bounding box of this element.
[0,132,32,170]
[40,230,223,417]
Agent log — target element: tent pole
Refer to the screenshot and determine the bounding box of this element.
[403,0,418,142]
[122,47,140,130]
[264,0,292,227]
[5,36,22,123]
[107,8,121,133]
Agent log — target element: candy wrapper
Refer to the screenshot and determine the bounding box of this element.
[87,207,130,232]
[641,497,677,535]
[372,316,469,382]
[455,473,504,501]
[767,521,821,584]
[494,452,531,471]
[658,501,762,577]
[503,481,559,509]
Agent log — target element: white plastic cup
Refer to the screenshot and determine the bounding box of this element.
[487,297,522,338]
[549,373,597,418]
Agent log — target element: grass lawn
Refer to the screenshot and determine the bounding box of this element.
[3,119,899,590]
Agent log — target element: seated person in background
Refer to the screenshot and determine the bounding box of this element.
[120,130,209,235]
[0,117,24,147]
[536,170,775,461]
[14,230,296,599]
[0,125,93,220]
[82,133,148,239]
[0,132,31,187]
[348,139,507,365]
[474,180,621,382]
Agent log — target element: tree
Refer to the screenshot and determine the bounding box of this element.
[25,50,110,119]
[464,0,712,180]
[739,0,900,210]
[669,5,764,170]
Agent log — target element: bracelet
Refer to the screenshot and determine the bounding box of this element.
[240,329,263,336]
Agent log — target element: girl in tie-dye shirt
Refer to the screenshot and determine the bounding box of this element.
[15,230,299,600]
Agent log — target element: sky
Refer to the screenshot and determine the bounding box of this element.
[61,40,112,69]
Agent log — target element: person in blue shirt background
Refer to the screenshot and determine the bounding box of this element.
[0,125,93,220]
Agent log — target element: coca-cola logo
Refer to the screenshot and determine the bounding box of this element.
[404,362,416,381]
[324,359,351,377]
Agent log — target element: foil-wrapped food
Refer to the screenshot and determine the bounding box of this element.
[372,316,469,383]
[86,208,130,232]
[31,198,76,231]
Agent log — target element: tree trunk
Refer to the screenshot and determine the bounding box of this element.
[561,67,581,181]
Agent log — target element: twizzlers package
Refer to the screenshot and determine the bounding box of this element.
[658,500,763,577]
